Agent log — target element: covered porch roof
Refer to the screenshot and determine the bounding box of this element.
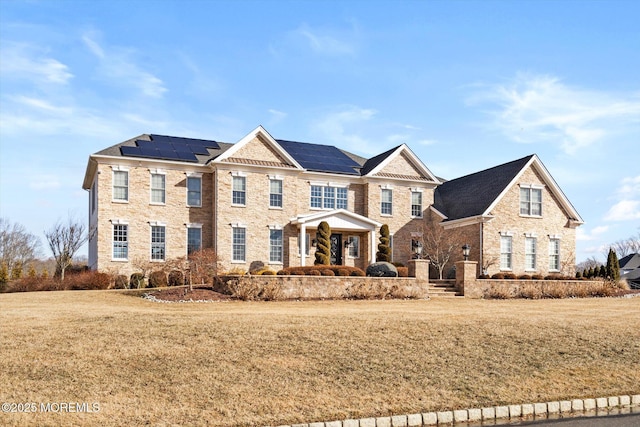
[290,209,382,231]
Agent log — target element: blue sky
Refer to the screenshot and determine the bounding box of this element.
[1,0,638,263]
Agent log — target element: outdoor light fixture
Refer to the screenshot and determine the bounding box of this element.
[311,239,317,247]
[344,240,351,248]
[412,239,423,257]
[462,244,470,261]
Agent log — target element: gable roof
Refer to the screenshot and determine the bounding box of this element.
[433,154,584,225]
[619,253,640,270]
[361,144,441,183]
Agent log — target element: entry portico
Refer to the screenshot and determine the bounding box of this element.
[291,209,382,266]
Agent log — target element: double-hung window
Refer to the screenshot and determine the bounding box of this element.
[309,185,348,210]
[525,236,537,270]
[151,224,166,261]
[381,188,393,215]
[232,175,246,206]
[520,186,542,216]
[411,191,422,217]
[232,226,246,262]
[269,178,283,208]
[112,222,128,260]
[500,234,513,270]
[150,172,166,204]
[269,228,283,263]
[187,175,202,207]
[113,169,129,202]
[549,238,560,271]
[187,225,202,255]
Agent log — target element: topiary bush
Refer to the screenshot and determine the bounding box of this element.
[148,271,168,288]
[130,273,145,289]
[503,273,517,279]
[321,269,335,276]
[376,224,391,262]
[491,273,505,279]
[307,269,321,276]
[337,268,350,276]
[314,221,331,265]
[518,274,532,280]
[114,275,128,289]
[168,270,184,287]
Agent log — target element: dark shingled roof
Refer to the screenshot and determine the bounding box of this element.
[434,155,534,221]
[619,253,640,270]
[360,145,401,175]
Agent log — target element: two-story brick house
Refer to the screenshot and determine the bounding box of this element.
[82,125,583,277]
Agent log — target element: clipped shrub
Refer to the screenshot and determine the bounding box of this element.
[278,266,366,277]
[503,273,517,279]
[337,269,350,276]
[320,269,335,276]
[491,273,505,279]
[276,270,287,275]
[518,274,532,280]
[260,269,276,276]
[307,269,321,276]
[225,267,247,276]
[520,284,543,299]
[531,274,544,280]
[478,274,490,279]
[350,269,365,277]
[392,262,406,268]
[544,274,560,280]
[66,271,112,290]
[168,270,185,287]
[376,224,391,262]
[397,267,408,277]
[130,273,145,289]
[114,275,128,289]
[148,271,168,288]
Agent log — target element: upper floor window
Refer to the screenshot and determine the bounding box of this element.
[310,185,347,210]
[112,222,128,260]
[232,176,246,206]
[549,238,560,271]
[411,191,423,217]
[381,188,393,215]
[270,178,283,208]
[525,236,537,270]
[151,224,166,261]
[150,173,166,204]
[520,186,542,216]
[187,176,202,207]
[113,170,129,202]
[500,235,513,270]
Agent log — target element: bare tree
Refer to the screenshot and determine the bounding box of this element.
[44,216,87,282]
[419,217,464,280]
[610,232,640,258]
[187,248,219,290]
[0,217,41,277]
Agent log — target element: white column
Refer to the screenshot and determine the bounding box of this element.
[300,224,306,266]
[370,229,376,264]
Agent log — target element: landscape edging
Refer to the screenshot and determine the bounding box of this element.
[272,394,640,427]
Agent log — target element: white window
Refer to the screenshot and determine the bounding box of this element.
[549,238,560,271]
[112,223,128,260]
[525,236,537,270]
[500,235,512,270]
[411,191,422,217]
[187,176,202,207]
[151,173,166,204]
[232,176,246,206]
[269,179,283,208]
[151,225,166,261]
[232,226,246,262]
[520,187,542,216]
[381,189,393,215]
[309,185,348,210]
[113,170,128,202]
[269,229,283,263]
[347,236,360,258]
[187,226,202,255]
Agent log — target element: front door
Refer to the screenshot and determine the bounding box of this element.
[330,233,342,265]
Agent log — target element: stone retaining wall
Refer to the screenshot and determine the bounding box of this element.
[214,275,429,300]
[460,278,609,299]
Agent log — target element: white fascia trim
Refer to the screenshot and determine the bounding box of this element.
[549,234,561,239]
[231,171,247,177]
[212,125,304,170]
[149,168,166,175]
[111,219,129,225]
[94,154,209,170]
[429,205,448,220]
[186,171,203,178]
[268,224,283,230]
[111,165,129,171]
[440,215,494,229]
[186,223,203,228]
[483,155,584,224]
[365,144,442,184]
[524,232,537,238]
[149,221,166,227]
[309,180,349,188]
[499,231,514,237]
[269,174,284,180]
[231,222,247,228]
[380,184,394,190]
[410,187,424,192]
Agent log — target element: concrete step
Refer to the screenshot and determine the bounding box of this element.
[428,285,463,298]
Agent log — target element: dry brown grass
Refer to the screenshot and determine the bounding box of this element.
[1,291,639,427]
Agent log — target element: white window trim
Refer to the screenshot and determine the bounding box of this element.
[231,174,247,207]
[268,225,284,265]
[309,183,348,211]
[186,174,202,207]
[111,219,129,262]
[186,223,203,256]
[381,188,393,216]
[111,167,129,203]
[548,236,561,272]
[150,171,166,205]
[499,234,513,271]
[269,177,284,210]
[519,185,544,218]
[149,222,167,262]
[231,223,247,263]
[410,190,423,218]
[524,236,537,272]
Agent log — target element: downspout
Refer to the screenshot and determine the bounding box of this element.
[479,220,484,275]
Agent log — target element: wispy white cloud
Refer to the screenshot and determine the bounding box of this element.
[268,109,288,124]
[604,175,640,222]
[271,22,360,58]
[0,41,73,85]
[295,23,357,55]
[29,174,61,191]
[311,105,377,152]
[577,225,610,241]
[81,33,167,98]
[467,73,640,155]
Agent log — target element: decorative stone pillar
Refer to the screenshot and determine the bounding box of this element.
[408,259,430,285]
[455,260,478,296]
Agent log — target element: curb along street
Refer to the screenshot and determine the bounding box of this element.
[270,394,640,427]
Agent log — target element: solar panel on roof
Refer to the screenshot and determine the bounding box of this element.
[277,139,359,175]
[120,146,142,156]
[120,135,217,162]
[177,152,198,161]
[188,145,210,155]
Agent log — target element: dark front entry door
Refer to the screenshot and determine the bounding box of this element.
[330,233,342,265]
